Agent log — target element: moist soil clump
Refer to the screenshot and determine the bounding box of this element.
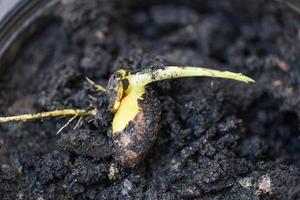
[1,0,300,199]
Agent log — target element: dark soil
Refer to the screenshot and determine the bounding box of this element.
[1,0,300,199]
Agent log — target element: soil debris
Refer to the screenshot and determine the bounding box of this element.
[0,0,300,199]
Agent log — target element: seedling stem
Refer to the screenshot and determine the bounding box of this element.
[112,66,254,133]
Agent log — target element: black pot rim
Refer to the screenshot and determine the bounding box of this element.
[0,0,58,67]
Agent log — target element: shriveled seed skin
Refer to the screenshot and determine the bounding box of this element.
[106,71,127,111]
[113,89,161,168]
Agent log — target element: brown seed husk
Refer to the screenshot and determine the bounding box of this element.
[112,88,161,168]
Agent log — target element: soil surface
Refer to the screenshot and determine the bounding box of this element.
[1,0,300,199]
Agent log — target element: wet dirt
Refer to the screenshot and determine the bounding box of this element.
[1,0,300,199]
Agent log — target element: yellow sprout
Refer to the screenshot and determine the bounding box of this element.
[111,66,255,133]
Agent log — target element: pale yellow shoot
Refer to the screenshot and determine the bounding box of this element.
[129,66,255,87]
[112,66,255,133]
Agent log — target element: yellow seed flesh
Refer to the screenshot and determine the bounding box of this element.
[112,87,144,133]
